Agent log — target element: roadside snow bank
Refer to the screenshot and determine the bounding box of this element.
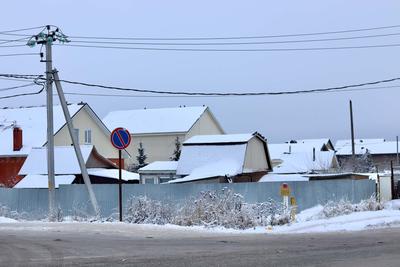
[0,216,17,223]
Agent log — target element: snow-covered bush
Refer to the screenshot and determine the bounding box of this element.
[125,196,174,225]
[321,196,382,219]
[173,188,255,229]
[123,189,290,229]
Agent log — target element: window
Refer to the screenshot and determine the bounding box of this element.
[73,128,79,144]
[84,129,92,144]
[159,176,174,184]
[144,178,155,184]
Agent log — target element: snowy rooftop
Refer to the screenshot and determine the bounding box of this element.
[335,139,385,151]
[259,173,309,182]
[102,106,208,134]
[19,145,95,175]
[272,151,337,174]
[184,133,254,145]
[0,104,83,156]
[14,174,76,188]
[335,139,398,155]
[87,168,139,181]
[138,161,178,172]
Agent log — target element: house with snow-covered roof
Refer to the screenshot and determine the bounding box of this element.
[15,145,138,188]
[0,103,119,187]
[102,106,224,167]
[268,138,338,175]
[138,161,178,184]
[335,138,399,171]
[168,132,272,184]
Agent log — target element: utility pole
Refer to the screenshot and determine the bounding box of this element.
[53,69,100,216]
[349,100,356,171]
[27,26,96,220]
[27,26,58,221]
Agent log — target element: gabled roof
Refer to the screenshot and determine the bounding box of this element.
[336,139,399,155]
[268,138,333,160]
[335,139,386,152]
[19,145,116,175]
[102,106,211,135]
[138,161,178,172]
[272,150,337,174]
[171,133,271,183]
[0,104,82,156]
[184,133,254,145]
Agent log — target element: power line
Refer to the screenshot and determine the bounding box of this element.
[0,44,28,48]
[52,76,400,96]
[1,73,400,96]
[59,85,400,98]
[0,83,36,92]
[0,53,38,57]
[57,43,400,52]
[69,32,400,46]
[67,24,400,41]
[0,26,45,34]
[0,37,30,45]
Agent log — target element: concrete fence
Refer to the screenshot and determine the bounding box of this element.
[0,179,376,219]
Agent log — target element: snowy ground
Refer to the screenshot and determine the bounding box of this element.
[1,200,400,235]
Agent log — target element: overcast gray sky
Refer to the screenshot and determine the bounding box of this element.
[1,1,399,143]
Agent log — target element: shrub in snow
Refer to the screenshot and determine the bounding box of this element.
[173,189,255,229]
[123,189,291,229]
[320,196,382,219]
[125,196,174,225]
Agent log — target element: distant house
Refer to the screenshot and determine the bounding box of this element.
[335,139,399,171]
[16,145,138,188]
[259,172,369,182]
[0,103,119,187]
[268,138,338,174]
[138,161,178,184]
[102,106,225,167]
[168,133,273,184]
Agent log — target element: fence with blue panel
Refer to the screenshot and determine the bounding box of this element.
[0,179,376,219]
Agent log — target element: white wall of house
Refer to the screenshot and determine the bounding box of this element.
[54,107,118,160]
[124,109,224,167]
[243,137,269,173]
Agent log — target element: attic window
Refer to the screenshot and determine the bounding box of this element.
[84,129,92,144]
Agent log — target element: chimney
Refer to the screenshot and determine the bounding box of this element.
[13,127,23,151]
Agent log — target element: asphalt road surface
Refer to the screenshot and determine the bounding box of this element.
[0,222,400,267]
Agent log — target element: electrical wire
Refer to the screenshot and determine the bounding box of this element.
[57,43,400,52]
[0,53,38,57]
[0,83,36,92]
[0,37,30,45]
[59,85,400,98]
[0,44,28,48]
[1,73,400,97]
[69,32,400,46]
[68,24,400,40]
[52,77,400,96]
[0,26,45,34]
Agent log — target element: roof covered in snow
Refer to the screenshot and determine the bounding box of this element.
[19,145,98,175]
[335,139,398,155]
[259,173,309,182]
[184,133,254,145]
[102,106,209,134]
[335,139,385,151]
[0,104,83,156]
[138,161,178,172]
[87,168,139,181]
[174,143,247,181]
[14,174,76,188]
[272,150,337,174]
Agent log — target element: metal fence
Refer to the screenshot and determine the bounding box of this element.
[0,179,376,219]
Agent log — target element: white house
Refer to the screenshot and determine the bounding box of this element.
[169,133,273,184]
[138,161,178,184]
[102,106,225,167]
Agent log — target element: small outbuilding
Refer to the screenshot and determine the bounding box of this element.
[169,132,273,184]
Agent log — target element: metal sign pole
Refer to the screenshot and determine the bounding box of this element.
[119,149,123,222]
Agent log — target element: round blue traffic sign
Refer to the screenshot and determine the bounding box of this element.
[111,127,131,150]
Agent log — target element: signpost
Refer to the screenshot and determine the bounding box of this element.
[110,127,131,222]
[280,183,290,211]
